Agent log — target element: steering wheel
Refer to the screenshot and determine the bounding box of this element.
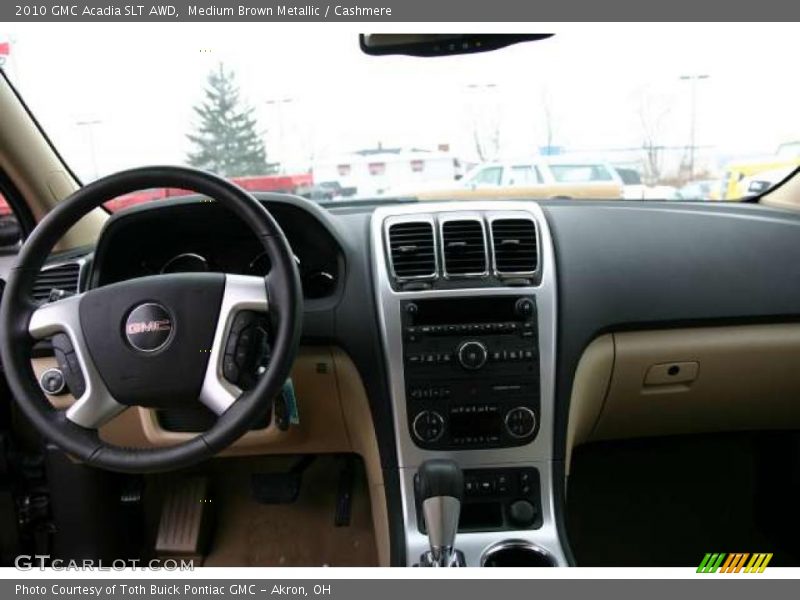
[0,166,302,473]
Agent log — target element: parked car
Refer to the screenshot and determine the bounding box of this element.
[739,166,796,197]
[716,154,800,200]
[412,157,623,200]
[678,180,716,200]
[614,167,648,200]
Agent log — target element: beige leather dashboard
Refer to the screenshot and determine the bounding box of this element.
[567,323,800,470]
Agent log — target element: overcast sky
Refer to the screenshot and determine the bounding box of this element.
[1,23,798,180]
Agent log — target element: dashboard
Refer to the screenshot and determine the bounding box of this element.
[31,191,800,568]
[90,198,342,300]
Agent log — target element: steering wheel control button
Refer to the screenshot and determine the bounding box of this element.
[412,410,444,443]
[505,406,537,439]
[223,311,272,389]
[124,303,173,352]
[457,340,488,370]
[51,333,86,398]
[39,368,66,395]
[223,355,240,383]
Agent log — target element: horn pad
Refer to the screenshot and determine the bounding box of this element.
[78,273,225,408]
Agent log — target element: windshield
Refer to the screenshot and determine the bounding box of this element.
[2,24,799,207]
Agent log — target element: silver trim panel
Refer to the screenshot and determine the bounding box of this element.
[370,200,564,566]
[198,274,269,415]
[29,294,126,429]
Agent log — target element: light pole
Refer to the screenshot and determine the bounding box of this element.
[75,119,102,180]
[679,74,710,180]
[264,97,294,173]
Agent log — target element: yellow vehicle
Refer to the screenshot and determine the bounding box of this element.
[717,153,800,200]
[413,159,624,201]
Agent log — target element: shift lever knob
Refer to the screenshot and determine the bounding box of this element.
[417,458,464,502]
[416,459,464,566]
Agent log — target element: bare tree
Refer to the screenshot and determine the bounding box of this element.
[471,119,501,161]
[636,87,672,183]
[541,89,557,152]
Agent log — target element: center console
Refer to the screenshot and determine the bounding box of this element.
[370,202,565,567]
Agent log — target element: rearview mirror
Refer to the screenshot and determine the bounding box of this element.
[359,34,553,57]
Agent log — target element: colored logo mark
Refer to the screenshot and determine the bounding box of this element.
[697,553,773,573]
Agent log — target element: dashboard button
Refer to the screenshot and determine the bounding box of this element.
[457,340,488,370]
[505,407,536,439]
[508,499,538,528]
[412,410,444,443]
[514,298,535,318]
[39,368,66,395]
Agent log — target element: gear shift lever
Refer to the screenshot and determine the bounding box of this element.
[416,459,465,567]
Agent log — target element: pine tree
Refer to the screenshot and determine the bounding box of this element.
[187,64,272,177]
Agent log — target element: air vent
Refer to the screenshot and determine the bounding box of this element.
[32,262,81,303]
[491,218,538,274]
[441,219,488,276]
[387,221,437,280]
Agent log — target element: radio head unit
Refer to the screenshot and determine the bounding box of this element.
[401,295,540,450]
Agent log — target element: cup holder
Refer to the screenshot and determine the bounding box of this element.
[481,541,556,567]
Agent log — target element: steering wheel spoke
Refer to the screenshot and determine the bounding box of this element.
[199,274,270,415]
[29,295,127,429]
[28,294,82,341]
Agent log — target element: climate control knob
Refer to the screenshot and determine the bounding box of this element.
[412,410,445,443]
[504,407,536,439]
[457,340,488,370]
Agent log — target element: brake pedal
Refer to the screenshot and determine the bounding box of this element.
[155,477,213,557]
[251,456,315,504]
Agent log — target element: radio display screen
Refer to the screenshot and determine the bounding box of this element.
[449,409,503,438]
[409,296,529,325]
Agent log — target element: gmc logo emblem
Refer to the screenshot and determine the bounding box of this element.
[126,319,172,335]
